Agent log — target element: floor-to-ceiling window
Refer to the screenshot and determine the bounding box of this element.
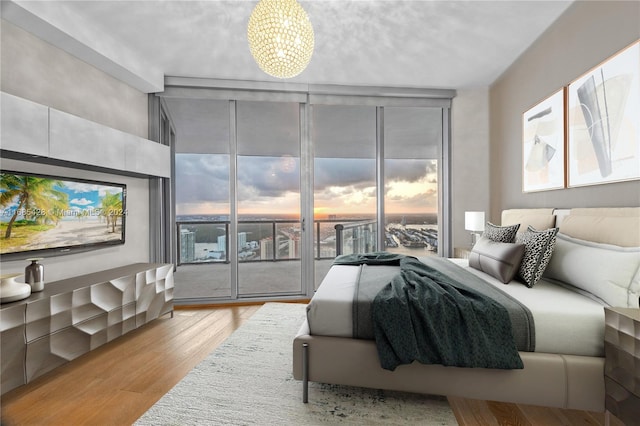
[160,82,452,303]
[383,106,442,257]
[312,104,377,286]
[236,100,302,296]
[169,98,232,299]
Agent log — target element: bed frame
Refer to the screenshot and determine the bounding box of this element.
[293,207,640,411]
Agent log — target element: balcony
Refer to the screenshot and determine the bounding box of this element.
[174,218,438,302]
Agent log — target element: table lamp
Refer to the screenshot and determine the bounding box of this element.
[464,211,485,248]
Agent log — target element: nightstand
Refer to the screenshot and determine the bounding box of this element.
[453,247,471,259]
[604,307,640,426]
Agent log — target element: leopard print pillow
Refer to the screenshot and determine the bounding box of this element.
[483,222,520,243]
[516,226,559,287]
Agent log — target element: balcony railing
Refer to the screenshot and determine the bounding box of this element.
[333,220,377,256]
[177,218,438,265]
[177,218,372,266]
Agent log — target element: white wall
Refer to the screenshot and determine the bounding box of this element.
[1,19,152,281]
[489,1,640,223]
[451,89,491,250]
[0,19,148,138]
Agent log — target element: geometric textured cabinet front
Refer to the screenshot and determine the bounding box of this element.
[0,263,173,395]
[0,303,26,393]
[604,307,640,425]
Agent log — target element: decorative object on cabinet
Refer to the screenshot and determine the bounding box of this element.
[567,41,640,188]
[0,273,30,304]
[25,258,44,292]
[522,88,566,192]
[604,307,640,426]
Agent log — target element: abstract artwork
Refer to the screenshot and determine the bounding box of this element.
[567,41,640,187]
[522,88,566,192]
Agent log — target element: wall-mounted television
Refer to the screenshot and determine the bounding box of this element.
[0,171,126,260]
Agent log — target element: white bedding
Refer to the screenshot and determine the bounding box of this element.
[306,257,606,357]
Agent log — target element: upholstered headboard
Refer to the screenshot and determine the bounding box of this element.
[500,207,640,308]
[558,207,640,247]
[501,208,556,233]
[501,207,640,247]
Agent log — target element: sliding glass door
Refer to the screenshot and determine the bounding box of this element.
[310,103,444,287]
[312,105,377,286]
[171,98,232,299]
[236,100,302,296]
[383,106,442,257]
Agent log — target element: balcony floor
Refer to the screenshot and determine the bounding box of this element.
[173,246,436,303]
[173,259,334,301]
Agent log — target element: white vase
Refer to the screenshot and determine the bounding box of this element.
[0,273,31,303]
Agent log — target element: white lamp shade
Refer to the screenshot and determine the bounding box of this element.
[465,211,485,232]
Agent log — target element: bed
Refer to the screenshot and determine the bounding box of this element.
[292,207,640,411]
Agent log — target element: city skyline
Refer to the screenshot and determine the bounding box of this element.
[178,218,438,265]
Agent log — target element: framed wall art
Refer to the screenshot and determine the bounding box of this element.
[567,41,640,187]
[522,88,566,192]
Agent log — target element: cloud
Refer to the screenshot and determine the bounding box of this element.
[385,159,436,182]
[70,198,94,206]
[63,181,122,198]
[315,158,375,189]
[64,182,102,193]
[385,187,439,214]
[176,154,230,204]
[176,154,438,215]
[237,156,300,197]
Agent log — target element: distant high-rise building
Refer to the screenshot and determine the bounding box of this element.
[320,245,336,257]
[238,232,247,249]
[260,237,274,260]
[180,229,196,263]
[287,238,300,258]
[217,235,226,254]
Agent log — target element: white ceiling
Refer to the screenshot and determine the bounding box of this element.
[2,0,574,92]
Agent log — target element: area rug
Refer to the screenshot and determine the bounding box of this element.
[135,302,458,425]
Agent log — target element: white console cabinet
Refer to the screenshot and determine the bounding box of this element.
[0,263,173,395]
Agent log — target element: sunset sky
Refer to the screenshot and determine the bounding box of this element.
[175,154,438,217]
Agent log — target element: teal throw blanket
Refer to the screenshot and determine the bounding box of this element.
[333,252,525,371]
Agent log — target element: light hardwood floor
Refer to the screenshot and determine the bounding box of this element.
[1,304,623,426]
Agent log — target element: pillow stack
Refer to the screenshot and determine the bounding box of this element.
[469,221,559,287]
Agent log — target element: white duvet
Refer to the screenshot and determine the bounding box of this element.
[306,257,605,357]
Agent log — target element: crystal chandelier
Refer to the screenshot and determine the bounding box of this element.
[247,0,315,79]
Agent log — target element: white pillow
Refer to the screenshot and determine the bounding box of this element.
[543,233,640,308]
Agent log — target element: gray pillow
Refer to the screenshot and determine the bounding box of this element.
[483,222,520,243]
[516,226,559,287]
[469,236,526,283]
